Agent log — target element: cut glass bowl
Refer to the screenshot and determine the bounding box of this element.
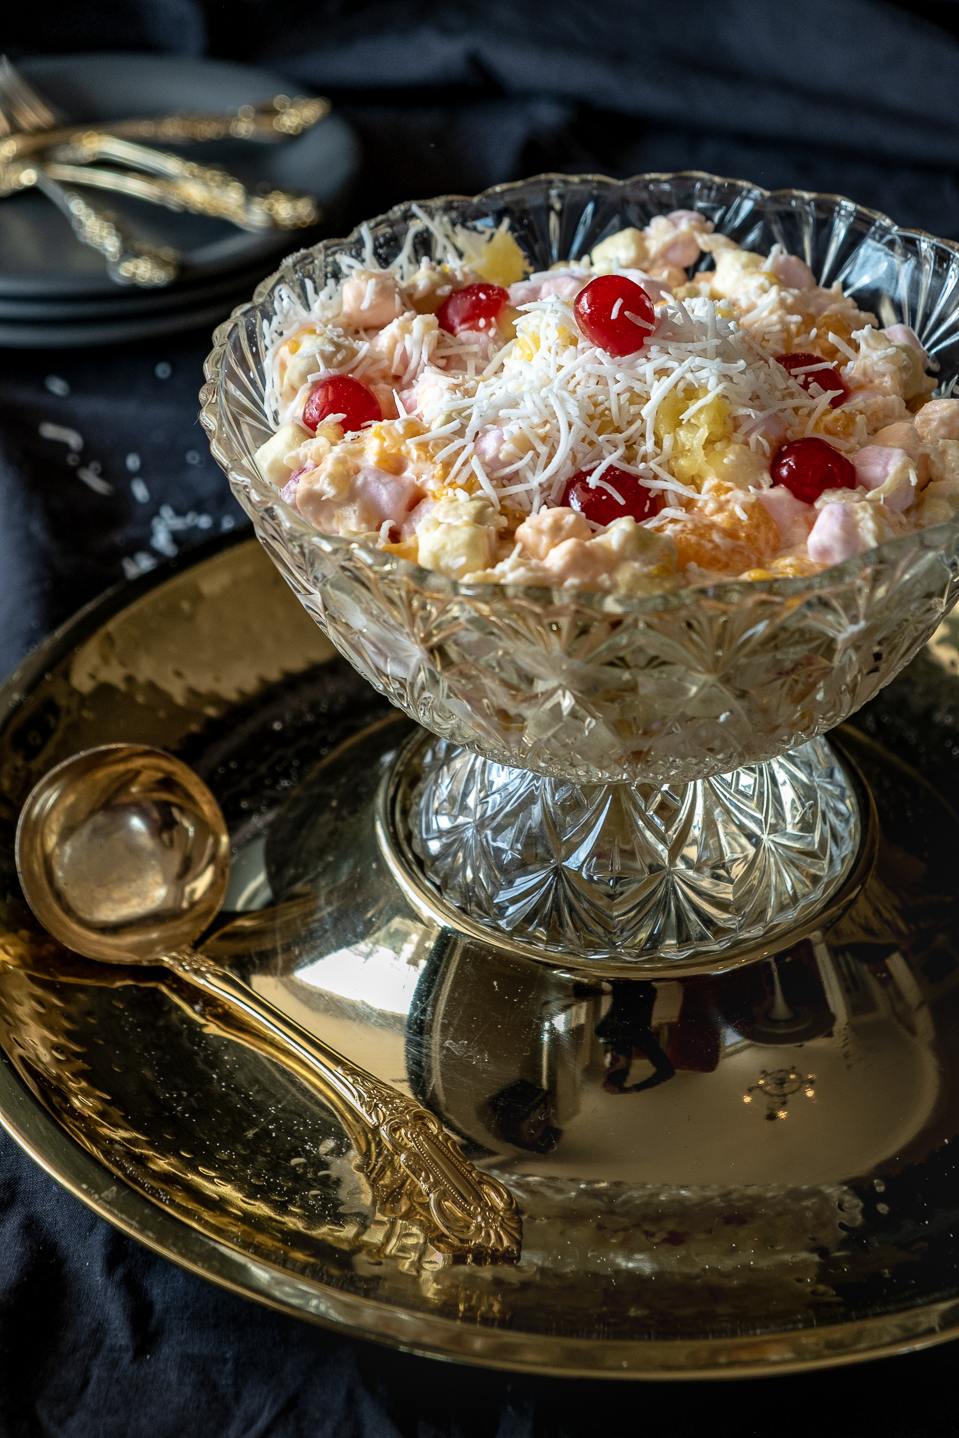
[201,173,959,966]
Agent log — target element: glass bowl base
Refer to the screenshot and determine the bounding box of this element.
[391,732,872,970]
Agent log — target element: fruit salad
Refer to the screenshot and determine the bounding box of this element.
[254,208,959,596]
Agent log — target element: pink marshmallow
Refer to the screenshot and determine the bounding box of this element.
[755,486,813,544]
[852,446,901,490]
[807,504,869,565]
[881,324,929,365]
[447,328,498,361]
[614,268,674,303]
[475,426,512,475]
[647,212,710,269]
[656,233,701,268]
[340,272,407,331]
[281,470,304,505]
[508,269,586,307]
[353,467,422,527]
[402,497,434,540]
[507,279,543,306]
[851,446,915,511]
[771,253,817,289]
[740,411,788,448]
[540,273,585,300]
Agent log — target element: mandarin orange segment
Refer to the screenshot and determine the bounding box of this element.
[722,498,779,561]
[381,539,420,563]
[767,555,825,578]
[814,407,860,440]
[691,483,781,562]
[659,517,759,576]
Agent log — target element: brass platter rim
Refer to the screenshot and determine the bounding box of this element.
[3,1045,959,1381]
[2,532,959,1379]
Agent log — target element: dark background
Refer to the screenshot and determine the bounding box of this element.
[4,1,959,1432]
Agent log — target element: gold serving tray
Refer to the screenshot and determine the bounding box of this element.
[3,534,959,1378]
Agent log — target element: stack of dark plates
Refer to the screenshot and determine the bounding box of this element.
[0,54,361,348]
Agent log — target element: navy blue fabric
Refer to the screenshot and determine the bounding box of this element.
[0,340,242,677]
[4,3,959,1431]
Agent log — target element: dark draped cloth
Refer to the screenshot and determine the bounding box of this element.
[3,3,959,1431]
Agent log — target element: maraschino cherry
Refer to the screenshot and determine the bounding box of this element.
[771,437,856,504]
[303,375,381,434]
[776,352,848,409]
[573,275,655,356]
[436,282,510,336]
[561,465,658,524]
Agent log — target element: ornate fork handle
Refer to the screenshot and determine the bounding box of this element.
[48,136,318,230]
[0,98,330,162]
[166,950,522,1264]
[42,160,316,233]
[2,160,177,286]
[87,96,330,143]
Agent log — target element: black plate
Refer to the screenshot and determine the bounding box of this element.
[0,260,273,322]
[0,290,258,349]
[0,54,360,303]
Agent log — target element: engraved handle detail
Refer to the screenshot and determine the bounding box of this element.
[349,1078,522,1261]
[47,141,319,232]
[166,951,522,1263]
[0,97,331,158]
[6,164,179,286]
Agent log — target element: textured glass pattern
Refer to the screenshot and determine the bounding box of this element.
[411,737,859,961]
[202,174,959,787]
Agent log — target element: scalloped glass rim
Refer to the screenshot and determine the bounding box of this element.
[201,169,959,614]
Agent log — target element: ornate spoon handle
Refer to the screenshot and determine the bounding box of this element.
[166,950,522,1264]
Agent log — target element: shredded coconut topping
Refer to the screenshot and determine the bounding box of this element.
[254,212,945,596]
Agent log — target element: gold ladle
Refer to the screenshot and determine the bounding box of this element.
[15,743,521,1264]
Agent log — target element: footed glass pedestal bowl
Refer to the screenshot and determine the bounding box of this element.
[202,172,959,973]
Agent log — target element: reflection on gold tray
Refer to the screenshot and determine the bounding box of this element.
[4,534,959,1377]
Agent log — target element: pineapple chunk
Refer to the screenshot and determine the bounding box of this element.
[590,227,648,272]
[416,496,504,578]
[254,422,310,486]
[470,227,530,287]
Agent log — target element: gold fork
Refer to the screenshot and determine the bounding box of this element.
[48,135,319,231]
[0,59,178,287]
[1,153,317,233]
[0,59,319,254]
[0,94,330,153]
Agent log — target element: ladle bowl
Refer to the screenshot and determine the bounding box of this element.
[16,744,230,963]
